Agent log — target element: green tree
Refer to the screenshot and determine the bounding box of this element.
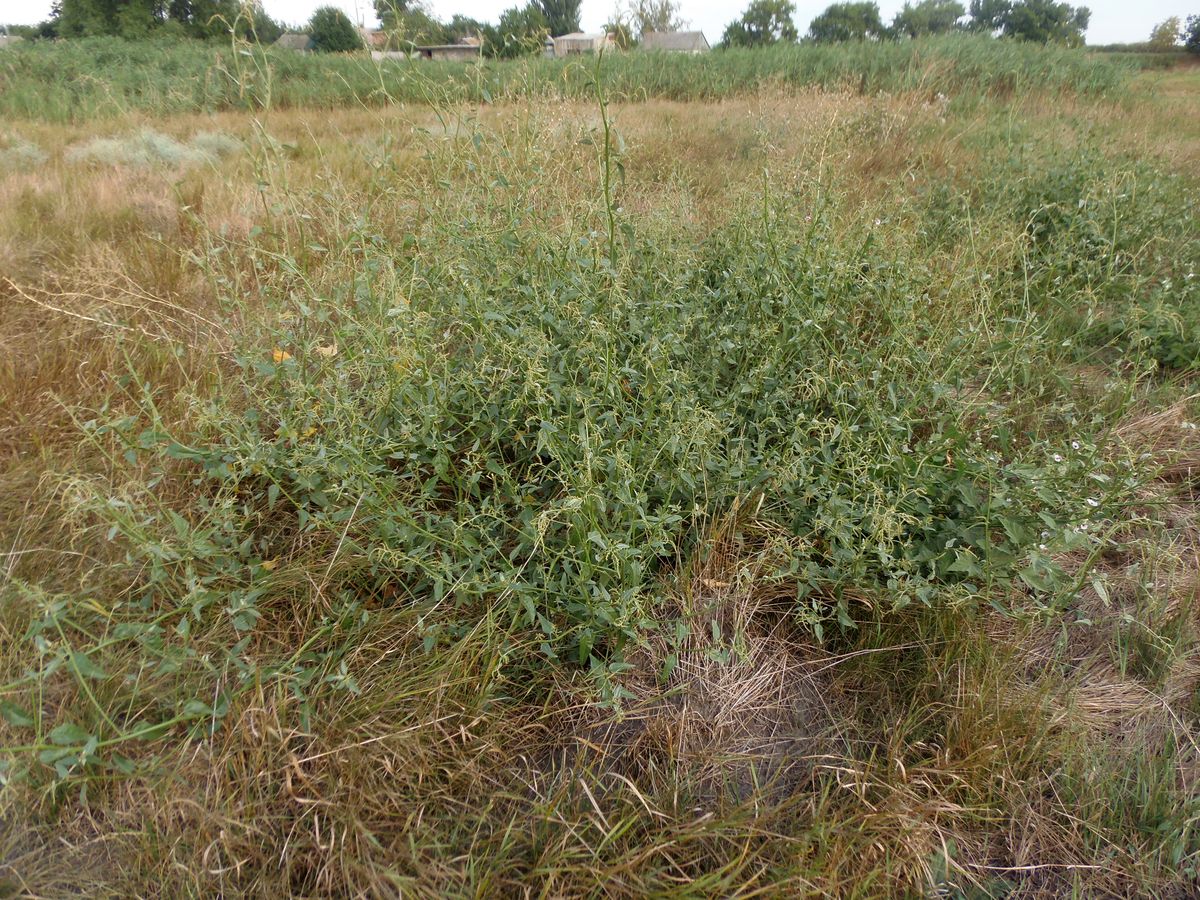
[968,0,1089,45]
[1147,16,1180,51]
[483,2,548,57]
[239,1,285,43]
[1187,15,1200,54]
[167,0,239,38]
[52,0,237,38]
[57,0,152,37]
[308,5,362,51]
[376,2,449,47]
[721,0,797,47]
[603,15,636,48]
[629,0,685,33]
[808,2,886,42]
[1003,0,1088,44]
[446,13,486,41]
[536,0,581,36]
[892,0,964,37]
[966,0,1009,32]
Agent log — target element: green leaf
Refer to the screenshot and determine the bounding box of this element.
[49,722,92,746]
[182,700,212,719]
[70,652,107,680]
[0,701,34,727]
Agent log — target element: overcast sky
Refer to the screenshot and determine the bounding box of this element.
[2,0,1195,45]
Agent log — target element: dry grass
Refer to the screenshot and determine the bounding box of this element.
[2,78,1199,898]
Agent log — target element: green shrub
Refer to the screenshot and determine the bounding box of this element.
[308,6,362,53]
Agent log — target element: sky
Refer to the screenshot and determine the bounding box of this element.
[1,0,1195,45]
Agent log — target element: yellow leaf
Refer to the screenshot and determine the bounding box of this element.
[272,348,291,363]
[302,426,318,438]
[314,343,338,359]
[261,559,279,571]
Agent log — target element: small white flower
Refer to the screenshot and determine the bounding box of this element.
[1086,498,1099,508]
[1071,441,1081,450]
[1053,453,1063,462]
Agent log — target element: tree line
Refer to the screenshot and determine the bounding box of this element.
[6,0,1200,58]
[722,1,1095,48]
[720,3,1194,52]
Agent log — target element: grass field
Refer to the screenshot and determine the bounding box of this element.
[1,41,1199,897]
[0,34,1144,122]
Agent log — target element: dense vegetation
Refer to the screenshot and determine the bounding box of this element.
[1,35,1199,897]
[5,0,1150,59]
[0,33,1140,123]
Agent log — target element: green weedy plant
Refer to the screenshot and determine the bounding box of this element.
[1005,152,1200,369]
[3,32,1200,898]
[41,113,1142,748]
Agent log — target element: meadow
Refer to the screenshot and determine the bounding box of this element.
[0,34,1140,121]
[1,39,1199,897]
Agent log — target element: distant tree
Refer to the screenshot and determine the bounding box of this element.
[308,6,362,51]
[1148,16,1180,51]
[1005,0,1088,45]
[49,0,238,38]
[968,0,1088,45]
[603,15,636,48]
[721,0,797,47]
[1187,15,1200,54]
[483,2,548,57]
[536,0,581,36]
[167,0,240,38]
[239,1,285,42]
[446,13,486,41]
[892,0,965,37]
[629,0,685,34]
[377,2,449,46]
[57,0,130,37]
[29,16,62,38]
[966,0,1010,32]
[808,2,886,42]
[373,0,410,29]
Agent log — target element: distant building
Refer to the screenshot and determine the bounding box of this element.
[552,32,616,57]
[410,43,482,62]
[641,31,710,53]
[360,29,389,50]
[274,33,314,52]
[543,36,556,58]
